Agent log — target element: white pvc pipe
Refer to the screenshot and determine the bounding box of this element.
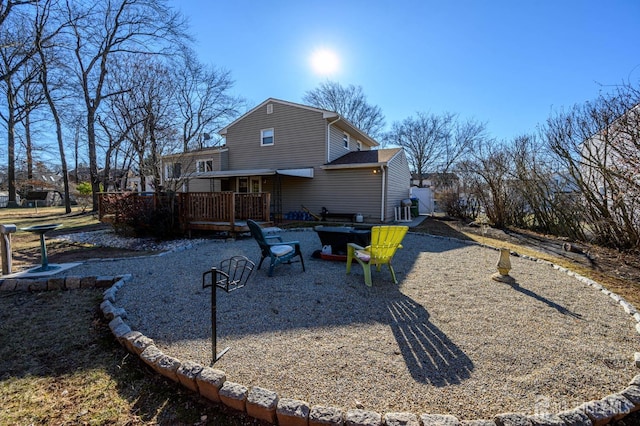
[380,166,386,222]
[327,117,341,163]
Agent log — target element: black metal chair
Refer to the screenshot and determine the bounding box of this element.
[247,219,305,276]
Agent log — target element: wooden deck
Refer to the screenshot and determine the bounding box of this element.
[98,192,271,236]
[179,192,271,236]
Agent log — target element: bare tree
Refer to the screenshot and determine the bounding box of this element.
[457,138,513,228]
[543,83,640,249]
[64,0,186,211]
[303,81,386,140]
[34,0,74,212]
[506,134,585,239]
[108,56,177,192]
[18,75,45,181]
[388,112,485,186]
[173,47,243,152]
[0,1,38,80]
[0,1,39,205]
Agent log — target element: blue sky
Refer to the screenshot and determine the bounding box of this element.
[169,0,640,142]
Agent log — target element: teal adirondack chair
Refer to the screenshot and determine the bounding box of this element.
[247,220,305,277]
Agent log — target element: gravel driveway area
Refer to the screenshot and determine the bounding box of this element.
[66,230,639,420]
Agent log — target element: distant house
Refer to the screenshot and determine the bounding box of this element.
[581,103,640,212]
[161,98,411,222]
[17,171,63,207]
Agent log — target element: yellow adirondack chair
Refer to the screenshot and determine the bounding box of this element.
[346,225,409,286]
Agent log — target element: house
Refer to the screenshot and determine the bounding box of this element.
[161,98,411,223]
[578,103,640,246]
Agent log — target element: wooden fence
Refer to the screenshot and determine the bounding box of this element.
[98,191,271,235]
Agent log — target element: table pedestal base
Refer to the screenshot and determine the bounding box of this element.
[28,264,62,273]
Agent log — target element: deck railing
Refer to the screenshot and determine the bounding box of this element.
[234,192,271,222]
[180,192,234,224]
[98,192,271,230]
[179,192,270,224]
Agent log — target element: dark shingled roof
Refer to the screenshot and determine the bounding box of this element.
[326,148,401,166]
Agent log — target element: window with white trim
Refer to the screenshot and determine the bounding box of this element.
[356,140,362,151]
[343,132,349,149]
[165,162,182,179]
[261,128,274,146]
[196,159,214,173]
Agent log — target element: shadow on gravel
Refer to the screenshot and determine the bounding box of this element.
[507,282,583,319]
[386,297,473,385]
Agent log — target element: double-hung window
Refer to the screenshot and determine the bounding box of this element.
[165,162,181,179]
[261,128,274,146]
[196,159,213,173]
[343,132,349,149]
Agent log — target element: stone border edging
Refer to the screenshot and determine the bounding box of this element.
[4,235,640,425]
[0,274,127,292]
[100,248,640,426]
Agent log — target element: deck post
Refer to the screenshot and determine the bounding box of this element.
[230,192,236,234]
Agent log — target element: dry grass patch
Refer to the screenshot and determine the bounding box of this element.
[1,207,161,269]
[0,289,265,425]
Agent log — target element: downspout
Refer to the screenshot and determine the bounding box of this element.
[327,117,341,163]
[380,165,386,222]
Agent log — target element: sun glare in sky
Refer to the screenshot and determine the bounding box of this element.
[310,48,340,75]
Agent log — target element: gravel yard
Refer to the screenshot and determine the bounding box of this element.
[66,230,640,420]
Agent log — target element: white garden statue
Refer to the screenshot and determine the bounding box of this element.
[492,247,516,284]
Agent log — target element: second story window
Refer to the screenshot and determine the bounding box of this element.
[197,159,214,173]
[261,128,274,146]
[343,132,349,149]
[357,140,362,151]
[165,162,181,179]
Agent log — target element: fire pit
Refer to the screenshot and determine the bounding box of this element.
[313,225,371,260]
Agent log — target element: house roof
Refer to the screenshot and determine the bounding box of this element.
[188,168,314,179]
[163,146,228,160]
[322,148,403,169]
[218,98,379,147]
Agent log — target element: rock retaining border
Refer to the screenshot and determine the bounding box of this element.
[2,246,640,425]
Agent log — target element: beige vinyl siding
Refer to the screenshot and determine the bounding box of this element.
[327,124,371,163]
[277,167,382,221]
[225,102,327,170]
[162,149,227,176]
[327,125,349,163]
[188,178,220,192]
[219,150,228,170]
[384,149,412,220]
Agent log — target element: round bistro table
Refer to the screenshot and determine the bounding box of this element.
[21,224,62,273]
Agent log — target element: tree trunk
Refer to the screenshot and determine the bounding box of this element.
[42,89,71,213]
[87,109,100,211]
[6,79,18,206]
[102,146,112,192]
[25,113,33,180]
[54,113,71,213]
[74,121,79,184]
